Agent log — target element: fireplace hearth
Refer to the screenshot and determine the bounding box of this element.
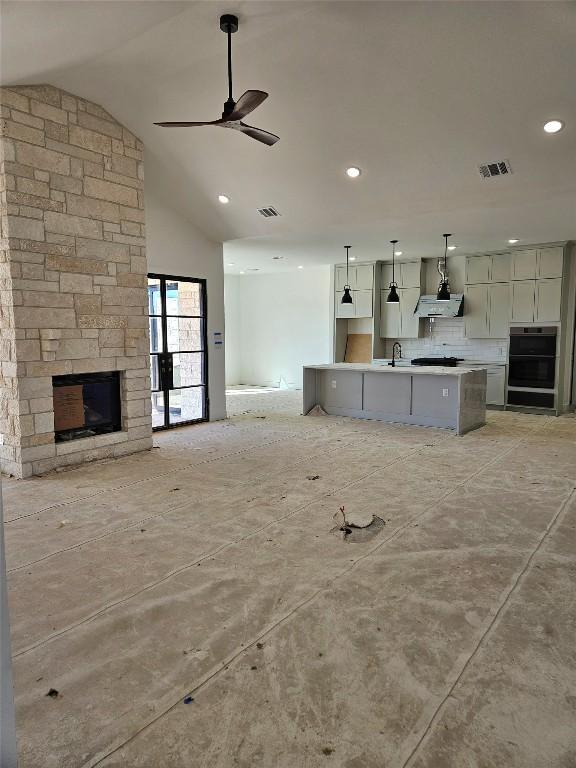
[53,372,122,443]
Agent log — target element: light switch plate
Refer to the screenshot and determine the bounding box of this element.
[442,388,449,397]
[331,380,337,389]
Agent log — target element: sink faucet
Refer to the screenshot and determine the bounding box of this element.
[389,342,402,367]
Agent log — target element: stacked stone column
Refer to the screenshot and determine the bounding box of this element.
[0,85,152,477]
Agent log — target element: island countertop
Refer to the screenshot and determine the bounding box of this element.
[304,363,481,376]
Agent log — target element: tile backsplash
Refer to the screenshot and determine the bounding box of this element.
[384,318,508,362]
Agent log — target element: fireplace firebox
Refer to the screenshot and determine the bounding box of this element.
[53,372,122,443]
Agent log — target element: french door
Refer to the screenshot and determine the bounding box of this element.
[147,273,208,430]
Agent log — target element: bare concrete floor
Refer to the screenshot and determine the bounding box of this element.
[3,390,576,767]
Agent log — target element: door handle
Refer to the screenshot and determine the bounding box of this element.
[159,353,174,390]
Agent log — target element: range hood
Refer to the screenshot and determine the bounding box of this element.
[414,294,464,318]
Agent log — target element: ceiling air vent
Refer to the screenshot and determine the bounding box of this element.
[478,160,513,179]
[257,206,281,218]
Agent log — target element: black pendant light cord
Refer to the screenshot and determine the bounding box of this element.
[345,246,351,284]
[443,233,449,272]
[391,239,398,284]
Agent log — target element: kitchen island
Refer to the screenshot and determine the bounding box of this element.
[303,363,486,435]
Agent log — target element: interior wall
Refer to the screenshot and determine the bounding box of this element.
[224,267,331,389]
[144,169,226,421]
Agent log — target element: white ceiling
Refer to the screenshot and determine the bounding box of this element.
[2,1,576,274]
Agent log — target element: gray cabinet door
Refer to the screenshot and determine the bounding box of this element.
[363,373,411,415]
[511,280,535,322]
[486,367,506,405]
[466,256,491,284]
[488,282,510,338]
[511,249,537,280]
[380,291,401,338]
[399,287,421,338]
[335,265,354,291]
[400,261,422,288]
[354,289,373,318]
[335,293,356,318]
[464,284,489,338]
[535,278,562,322]
[491,253,511,283]
[355,264,374,290]
[537,247,563,279]
[319,370,363,410]
[411,374,457,423]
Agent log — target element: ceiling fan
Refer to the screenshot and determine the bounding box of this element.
[154,14,279,147]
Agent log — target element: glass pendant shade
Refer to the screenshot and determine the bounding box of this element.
[341,286,353,304]
[386,283,400,303]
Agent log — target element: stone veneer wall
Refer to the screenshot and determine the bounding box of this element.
[0,85,152,478]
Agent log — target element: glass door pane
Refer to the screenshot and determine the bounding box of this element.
[148,274,208,430]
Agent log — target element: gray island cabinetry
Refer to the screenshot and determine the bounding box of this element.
[303,364,486,435]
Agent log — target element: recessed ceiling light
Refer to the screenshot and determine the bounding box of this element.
[218,194,230,204]
[508,238,519,244]
[396,251,403,256]
[297,265,304,269]
[239,270,245,274]
[543,120,564,134]
[345,166,361,178]
[227,262,235,266]
[349,256,356,261]
[447,245,457,251]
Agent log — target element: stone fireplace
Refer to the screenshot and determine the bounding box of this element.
[0,84,152,478]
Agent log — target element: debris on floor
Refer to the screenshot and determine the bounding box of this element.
[46,688,59,699]
[322,747,334,756]
[183,696,194,704]
[307,474,320,481]
[331,505,386,543]
[307,404,328,417]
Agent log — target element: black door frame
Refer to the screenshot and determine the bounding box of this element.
[148,272,209,430]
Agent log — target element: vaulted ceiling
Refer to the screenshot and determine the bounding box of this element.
[2,1,575,272]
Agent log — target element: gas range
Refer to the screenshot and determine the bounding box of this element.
[411,357,464,367]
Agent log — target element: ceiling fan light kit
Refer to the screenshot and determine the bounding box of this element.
[154,14,279,146]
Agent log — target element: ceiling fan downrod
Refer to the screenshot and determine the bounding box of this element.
[220,14,239,118]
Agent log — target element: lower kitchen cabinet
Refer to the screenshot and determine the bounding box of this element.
[486,366,506,406]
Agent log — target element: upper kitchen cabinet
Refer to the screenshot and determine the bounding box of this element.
[465,253,510,284]
[464,282,510,338]
[379,287,420,339]
[511,246,563,281]
[334,262,375,318]
[381,260,423,289]
[511,278,562,323]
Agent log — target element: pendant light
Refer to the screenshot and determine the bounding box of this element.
[341,245,353,304]
[386,240,400,303]
[437,233,452,302]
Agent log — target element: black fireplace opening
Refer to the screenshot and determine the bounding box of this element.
[53,372,122,443]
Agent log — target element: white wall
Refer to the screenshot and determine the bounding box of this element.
[224,267,331,388]
[145,177,226,421]
[224,275,241,386]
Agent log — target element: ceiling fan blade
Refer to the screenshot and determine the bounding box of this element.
[226,90,268,121]
[154,120,221,127]
[238,122,280,146]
